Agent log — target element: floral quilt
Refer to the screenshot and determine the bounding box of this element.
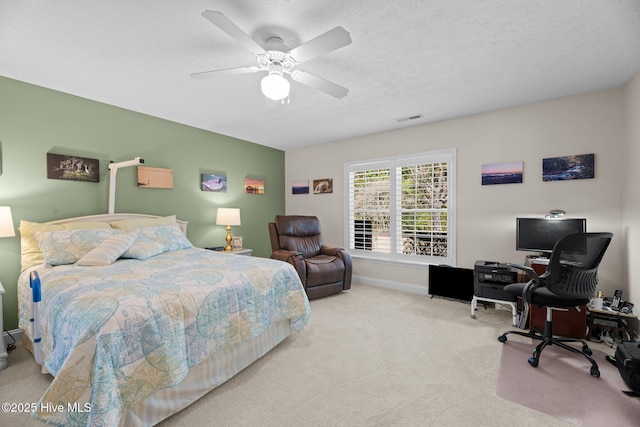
[18,248,310,426]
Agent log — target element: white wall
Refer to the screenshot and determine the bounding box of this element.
[285,89,625,296]
[623,70,640,305]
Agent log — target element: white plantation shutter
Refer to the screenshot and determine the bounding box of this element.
[348,164,391,253]
[345,149,455,265]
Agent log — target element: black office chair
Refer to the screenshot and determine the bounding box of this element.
[498,232,613,377]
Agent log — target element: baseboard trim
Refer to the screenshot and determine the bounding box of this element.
[354,275,427,296]
[3,328,22,344]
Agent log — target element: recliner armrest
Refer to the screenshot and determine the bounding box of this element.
[321,246,352,290]
[271,249,302,262]
[320,245,345,256]
[271,249,307,286]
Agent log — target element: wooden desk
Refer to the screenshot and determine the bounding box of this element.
[525,258,587,339]
[529,304,587,338]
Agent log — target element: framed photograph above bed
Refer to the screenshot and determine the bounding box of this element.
[46,153,99,182]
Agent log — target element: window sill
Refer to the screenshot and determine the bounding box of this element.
[349,253,440,267]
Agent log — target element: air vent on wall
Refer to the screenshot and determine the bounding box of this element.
[395,114,424,123]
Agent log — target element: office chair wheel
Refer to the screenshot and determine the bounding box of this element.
[498,334,507,343]
[590,366,600,378]
[528,357,539,367]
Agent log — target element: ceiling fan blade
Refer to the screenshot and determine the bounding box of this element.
[201,10,265,54]
[191,66,260,79]
[288,26,352,64]
[291,70,349,98]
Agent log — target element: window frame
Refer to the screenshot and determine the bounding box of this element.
[344,148,456,266]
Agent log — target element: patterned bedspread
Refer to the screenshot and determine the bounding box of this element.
[17,248,310,426]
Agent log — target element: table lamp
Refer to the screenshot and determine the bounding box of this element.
[0,206,15,238]
[0,206,14,370]
[216,208,241,251]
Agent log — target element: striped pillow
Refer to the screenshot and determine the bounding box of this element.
[76,233,137,266]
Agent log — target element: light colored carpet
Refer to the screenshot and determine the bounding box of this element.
[0,282,618,426]
[497,340,640,427]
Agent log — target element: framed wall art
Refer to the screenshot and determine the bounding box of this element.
[201,174,227,192]
[47,153,99,182]
[481,161,523,185]
[292,180,309,194]
[542,153,594,181]
[244,177,265,194]
[313,178,333,194]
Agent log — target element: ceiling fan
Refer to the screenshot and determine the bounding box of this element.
[191,10,352,101]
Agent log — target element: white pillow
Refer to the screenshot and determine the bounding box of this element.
[125,225,193,252]
[121,241,166,260]
[33,229,119,266]
[77,233,137,266]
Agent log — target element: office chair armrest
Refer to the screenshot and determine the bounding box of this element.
[506,263,539,280]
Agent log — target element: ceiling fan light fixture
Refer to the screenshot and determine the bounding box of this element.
[261,72,290,101]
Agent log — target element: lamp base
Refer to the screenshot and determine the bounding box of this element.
[224,225,233,251]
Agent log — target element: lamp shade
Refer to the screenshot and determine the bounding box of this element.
[0,206,15,238]
[261,73,290,101]
[216,208,241,226]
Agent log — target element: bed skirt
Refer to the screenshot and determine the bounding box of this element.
[22,319,291,426]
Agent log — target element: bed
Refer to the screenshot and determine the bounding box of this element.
[16,213,310,426]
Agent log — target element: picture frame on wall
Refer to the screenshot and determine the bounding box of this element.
[542,153,594,181]
[201,174,227,192]
[313,178,333,194]
[46,153,99,182]
[244,177,265,194]
[292,180,309,194]
[481,161,523,185]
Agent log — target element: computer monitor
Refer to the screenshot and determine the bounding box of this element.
[516,217,586,257]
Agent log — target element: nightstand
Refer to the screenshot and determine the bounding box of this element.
[205,247,252,256]
[229,248,252,256]
[0,281,7,370]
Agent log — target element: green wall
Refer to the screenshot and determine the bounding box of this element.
[0,76,286,330]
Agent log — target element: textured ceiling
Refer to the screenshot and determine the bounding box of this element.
[1,0,639,151]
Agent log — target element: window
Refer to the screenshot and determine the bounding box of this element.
[345,148,456,265]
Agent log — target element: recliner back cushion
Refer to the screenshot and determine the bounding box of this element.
[275,215,322,258]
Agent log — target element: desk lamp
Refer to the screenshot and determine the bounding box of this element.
[216,208,241,251]
[545,209,566,219]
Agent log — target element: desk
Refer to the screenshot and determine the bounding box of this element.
[529,304,587,338]
[525,257,587,338]
[587,307,637,341]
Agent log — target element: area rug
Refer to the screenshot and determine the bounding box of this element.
[497,340,640,426]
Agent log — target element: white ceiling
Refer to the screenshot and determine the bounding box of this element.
[1,0,639,151]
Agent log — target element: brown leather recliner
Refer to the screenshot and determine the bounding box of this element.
[269,215,352,299]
